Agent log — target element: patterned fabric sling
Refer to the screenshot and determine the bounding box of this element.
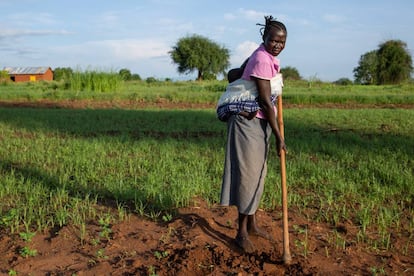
[216,73,283,121]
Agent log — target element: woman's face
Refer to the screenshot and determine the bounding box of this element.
[264,28,286,56]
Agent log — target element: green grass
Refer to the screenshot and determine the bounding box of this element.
[0,107,413,250]
[69,69,123,93]
[282,80,414,105]
[0,108,225,232]
[0,78,413,253]
[0,79,227,104]
[1,78,414,105]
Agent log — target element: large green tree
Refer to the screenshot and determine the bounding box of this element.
[53,67,73,81]
[353,50,378,85]
[119,68,132,81]
[280,66,301,80]
[353,40,413,85]
[169,34,230,81]
[376,40,413,84]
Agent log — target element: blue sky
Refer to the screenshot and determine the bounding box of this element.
[1,0,413,81]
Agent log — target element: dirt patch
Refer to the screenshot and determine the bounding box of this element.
[0,199,412,275]
[0,99,216,110]
[1,99,413,110]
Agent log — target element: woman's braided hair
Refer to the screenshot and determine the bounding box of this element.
[257,15,287,40]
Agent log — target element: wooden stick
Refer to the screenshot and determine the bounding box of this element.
[277,95,292,264]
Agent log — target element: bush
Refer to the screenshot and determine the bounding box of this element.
[0,70,10,84]
[281,66,301,80]
[333,78,353,85]
[131,74,141,81]
[146,77,158,84]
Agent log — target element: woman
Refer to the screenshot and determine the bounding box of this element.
[219,15,288,253]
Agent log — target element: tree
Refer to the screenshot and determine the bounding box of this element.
[53,67,73,81]
[333,78,353,85]
[353,40,413,85]
[119,68,132,81]
[0,70,9,83]
[280,66,301,80]
[169,34,230,81]
[376,40,413,84]
[131,73,141,81]
[353,50,377,85]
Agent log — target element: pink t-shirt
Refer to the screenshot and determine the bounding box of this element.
[241,43,280,119]
[242,44,280,81]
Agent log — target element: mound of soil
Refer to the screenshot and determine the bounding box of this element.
[1,199,412,275]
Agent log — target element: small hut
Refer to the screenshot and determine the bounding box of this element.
[3,67,54,82]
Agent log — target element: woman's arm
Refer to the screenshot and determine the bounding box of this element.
[253,77,286,155]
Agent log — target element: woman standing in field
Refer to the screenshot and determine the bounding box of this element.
[219,15,287,253]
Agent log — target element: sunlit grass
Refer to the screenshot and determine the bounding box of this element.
[0,77,413,254]
[0,107,412,253]
[69,69,123,93]
[0,77,413,105]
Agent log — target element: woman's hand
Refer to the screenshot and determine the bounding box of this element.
[239,110,258,120]
[276,139,287,156]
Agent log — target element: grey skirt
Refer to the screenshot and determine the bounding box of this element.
[220,114,272,215]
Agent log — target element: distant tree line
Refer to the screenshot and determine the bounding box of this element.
[169,35,412,85]
[118,69,142,81]
[51,37,412,86]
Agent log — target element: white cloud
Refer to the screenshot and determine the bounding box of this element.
[224,8,266,22]
[53,39,170,60]
[8,12,58,26]
[225,8,289,23]
[0,29,72,38]
[98,11,120,25]
[224,13,236,20]
[239,9,266,21]
[47,38,172,74]
[230,40,258,66]
[105,39,171,60]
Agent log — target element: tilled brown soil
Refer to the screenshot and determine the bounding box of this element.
[0,199,412,275]
[1,99,413,110]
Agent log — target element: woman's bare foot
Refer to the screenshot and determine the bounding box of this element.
[235,235,255,253]
[248,226,273,241]
[247,214,273,241]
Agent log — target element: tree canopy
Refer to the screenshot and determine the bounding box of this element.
[169,34,230,81]
[281,66,301,80]
[376,40,413,84]
[0,70,9,83]
[119,68,132,81]
[354,40,413,85]
[353,50,377,85]
[53,67,73,81]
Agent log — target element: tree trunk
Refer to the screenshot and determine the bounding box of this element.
[197,70,203,81]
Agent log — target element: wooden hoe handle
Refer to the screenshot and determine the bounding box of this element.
[277,95,292,265]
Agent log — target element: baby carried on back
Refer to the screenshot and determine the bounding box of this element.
[216,73,283,122]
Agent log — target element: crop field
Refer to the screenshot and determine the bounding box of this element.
[0,78,413,275]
